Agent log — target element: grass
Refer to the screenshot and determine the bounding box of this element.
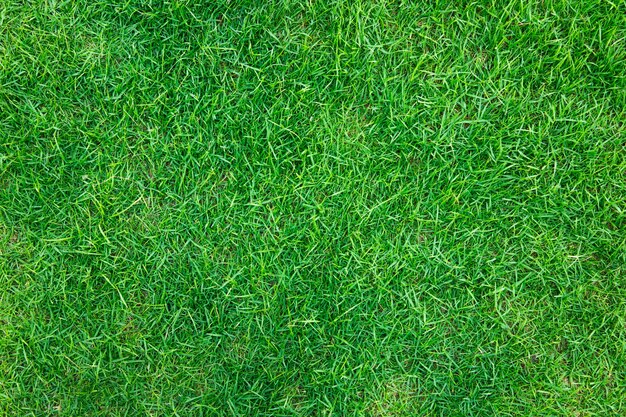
[0,0,625,415]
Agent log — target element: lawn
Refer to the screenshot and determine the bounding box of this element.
[1,0,625,415]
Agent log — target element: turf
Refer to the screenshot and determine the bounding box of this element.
[1,0,625,415]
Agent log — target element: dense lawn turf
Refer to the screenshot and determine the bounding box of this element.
[1,0,625,415]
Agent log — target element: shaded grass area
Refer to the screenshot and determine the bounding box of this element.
[1,0,625,415]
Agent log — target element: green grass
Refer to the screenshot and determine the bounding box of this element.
[1,0,625,415]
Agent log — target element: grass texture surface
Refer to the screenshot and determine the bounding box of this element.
[1,0,625,415]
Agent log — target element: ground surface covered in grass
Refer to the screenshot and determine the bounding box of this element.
[1,0,625,415]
